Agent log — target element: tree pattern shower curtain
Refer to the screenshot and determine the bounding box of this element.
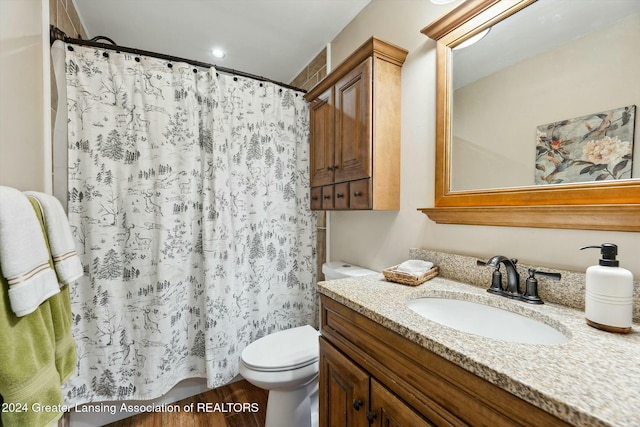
[62,45,316,404]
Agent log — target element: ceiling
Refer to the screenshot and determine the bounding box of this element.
[73,0,371,85]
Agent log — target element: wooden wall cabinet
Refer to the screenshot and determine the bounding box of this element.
[319,295,572,426]
[306,37,407,211]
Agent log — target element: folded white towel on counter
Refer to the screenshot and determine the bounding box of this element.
[395,259,434,277]
[24,191,83,286]
[0,186,60,316]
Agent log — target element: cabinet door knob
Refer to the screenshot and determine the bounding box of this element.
[352,399,363,411]
[366,411,377,424]
[323,195,331,200]
[312,196,318,201]
[327,166,333,171]
[336,193,344,198]
[354,191,362,197]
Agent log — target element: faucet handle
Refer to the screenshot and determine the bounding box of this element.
[488,268,504,295]
[477,259,504,295]
[522,269,561,305]
[532,269,561,280]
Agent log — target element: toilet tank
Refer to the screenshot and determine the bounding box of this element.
[322,261,377,281]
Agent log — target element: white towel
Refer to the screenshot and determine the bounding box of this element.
[24,191,83,285]
[0,186,60,316]
[395,259,434,277]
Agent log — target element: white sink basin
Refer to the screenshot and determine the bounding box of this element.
[406,297,569,345]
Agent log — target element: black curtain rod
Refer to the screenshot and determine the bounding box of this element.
[49,25,306,93]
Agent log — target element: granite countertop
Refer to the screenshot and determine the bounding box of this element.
[318,274,640,427]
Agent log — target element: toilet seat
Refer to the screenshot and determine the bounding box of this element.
[241,325,320,372]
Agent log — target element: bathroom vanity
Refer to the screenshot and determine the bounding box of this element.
[318,275,640,427]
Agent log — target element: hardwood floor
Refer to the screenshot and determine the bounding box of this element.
[104,380,268,427]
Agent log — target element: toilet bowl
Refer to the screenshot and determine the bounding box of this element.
[240,325,320,427]
[240,262,376,427]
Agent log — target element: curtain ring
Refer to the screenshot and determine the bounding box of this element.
[135,57,140,62]
[168,63,173,68]
[193,69,198,73]
[67,45,74,51]
[103,52,109,58]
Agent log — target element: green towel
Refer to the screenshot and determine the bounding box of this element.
[0,198,77,426]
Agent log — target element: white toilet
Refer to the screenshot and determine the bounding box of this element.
[239,261,377,427]
[321,261,379,281]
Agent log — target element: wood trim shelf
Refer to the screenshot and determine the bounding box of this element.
[420,205,640,232]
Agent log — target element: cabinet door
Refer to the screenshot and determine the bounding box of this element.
[322,185,334,210]
[334,58,372,184]
[320,337,370,427]
[349,179,372,210]
[370,379,435,427]
[310,88,335,187]
[310,187,322,210]
[334,182,350,210]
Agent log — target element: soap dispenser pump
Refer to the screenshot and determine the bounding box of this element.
[580,243,633,333]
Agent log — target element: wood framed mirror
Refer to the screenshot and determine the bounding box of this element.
[419,0,640,231]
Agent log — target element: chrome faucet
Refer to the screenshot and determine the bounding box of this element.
[487,256,520,298]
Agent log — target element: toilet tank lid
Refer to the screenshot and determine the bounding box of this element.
[322,261,377,278]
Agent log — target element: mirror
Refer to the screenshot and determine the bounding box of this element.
[420,0,640,231]
[451,0,639,191]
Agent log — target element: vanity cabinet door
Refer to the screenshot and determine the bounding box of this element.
[370,379,434,427]
[319,337,370,427]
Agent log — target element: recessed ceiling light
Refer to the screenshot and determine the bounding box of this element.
[453,27,491,50]
[210,48,226,59]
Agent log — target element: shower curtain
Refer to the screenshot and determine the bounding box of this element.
[59,44,316,405]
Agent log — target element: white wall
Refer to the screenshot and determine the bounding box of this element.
[0,0,51,192]
[328,0,640,278]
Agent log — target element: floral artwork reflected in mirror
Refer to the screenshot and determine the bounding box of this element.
[535,105,635,185]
